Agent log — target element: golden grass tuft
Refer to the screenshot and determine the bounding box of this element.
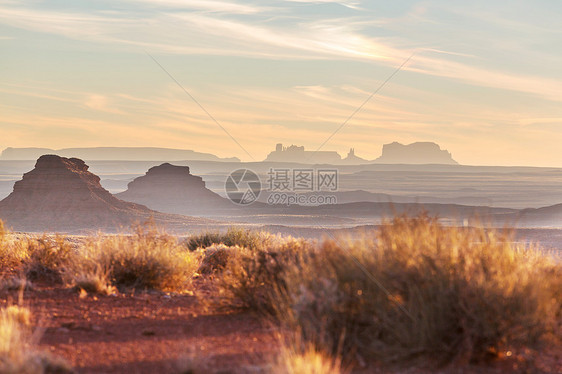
[0,221,29,268]
[186,227,270,251]
[272,332,347,374]
[210,214,562,365]
[210,235,311,312]
[66,223,201,292]
[1,305,32,327]
[24,235,72,283]
[0,305,72,374]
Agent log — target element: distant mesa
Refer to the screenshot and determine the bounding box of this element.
[0,147,240,162]
[263,142,456,165]
[0,155,208,232]
[373,142,457,165]
[115,163,231,215]
[265,143,341,164]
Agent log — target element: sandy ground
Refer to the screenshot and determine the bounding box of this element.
[1,277,560,374]
[2,280,278,373]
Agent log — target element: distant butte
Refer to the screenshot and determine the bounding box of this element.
[115,163,231,215]
[0,155,210,232]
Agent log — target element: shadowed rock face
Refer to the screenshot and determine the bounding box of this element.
[115,163,231,215]
[0,155,207,232]
[374,142,458,165]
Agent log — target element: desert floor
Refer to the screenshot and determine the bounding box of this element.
[2,276,560,374]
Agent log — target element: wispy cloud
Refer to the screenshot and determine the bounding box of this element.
[125,0,268,14]
[0,2,560,103]
[1,1,561,165]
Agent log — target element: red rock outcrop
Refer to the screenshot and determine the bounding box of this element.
[0,155,210,232]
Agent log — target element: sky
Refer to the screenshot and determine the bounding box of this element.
[0,0,561,166]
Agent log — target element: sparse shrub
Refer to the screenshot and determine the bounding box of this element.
[276,214,562,365]
[68,264,116,295]
[212,236,312,312]
[67,223,201,292]
[210,214,561,366]
[24,235,72,283]
[0,221,29,268]
[0,305,72,374]
[186,227,268,251]
[197,244,239,275]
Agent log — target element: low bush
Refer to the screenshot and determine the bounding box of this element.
[185,227,268,251]
[211,214,561,366]
[197,244,239,275]
[0,221,29,269]
[210,236,311,312]
[66,224,200,292]
[279,214,562,364]
[24,235,72,283]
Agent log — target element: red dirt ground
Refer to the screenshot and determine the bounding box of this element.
[1,280,560,374]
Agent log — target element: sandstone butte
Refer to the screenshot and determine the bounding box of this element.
[0,155,211,232]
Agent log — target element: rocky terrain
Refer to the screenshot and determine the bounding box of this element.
[0,155,212,232]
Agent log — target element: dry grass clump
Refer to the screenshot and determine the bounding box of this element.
[278,214,562,365]
[24,236,72,283]
[272,332,347,374]
[211,236,311,312]
[197,244,240,275]
[1,220,71,284]
[0,305,72,374]
[66,224,200,292]
[1,305,32,327]
[68,264,116,295]
[186,227,269,251]
[211,214,561,366]
[0,221,29,268]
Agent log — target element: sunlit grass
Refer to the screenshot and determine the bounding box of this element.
[0,305,71,373]
[1,215,560,369]
[186,227,270,251]
[210,214,562,365]
[66,223,201,292]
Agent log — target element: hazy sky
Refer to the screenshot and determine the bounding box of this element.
[0,0,561,166]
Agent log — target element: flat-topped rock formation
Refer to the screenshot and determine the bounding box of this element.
[115,163,232,215]
[374,142,458,165]
[0,155,210,232]
[265,143,342,164]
